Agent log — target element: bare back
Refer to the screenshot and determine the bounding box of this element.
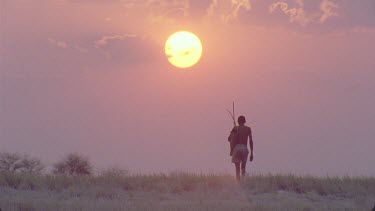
[235,125,251,146]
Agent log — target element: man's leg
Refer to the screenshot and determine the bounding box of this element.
[235,163,240,181]
[240,149,249,177]
[241,160,247,177]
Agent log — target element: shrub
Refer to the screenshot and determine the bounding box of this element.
[53,153,93,176]
[0,152,44,174]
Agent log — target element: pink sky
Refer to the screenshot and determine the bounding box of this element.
[1,0,375,176]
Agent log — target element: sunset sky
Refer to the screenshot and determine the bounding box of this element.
[1,0,374,176]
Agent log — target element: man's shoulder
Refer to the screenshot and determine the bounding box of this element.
[237,125,251,131]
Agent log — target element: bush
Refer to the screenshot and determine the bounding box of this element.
[0,152,44,174]
[53,153,93,176]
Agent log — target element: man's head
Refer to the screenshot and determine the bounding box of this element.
[238,115,246,125]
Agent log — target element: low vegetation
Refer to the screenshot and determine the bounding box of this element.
[0,152,374,210]
[0,152,44,174]
[0,171,374,210]
[52,153,92,176]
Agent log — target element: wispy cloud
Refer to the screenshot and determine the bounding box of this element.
[94,34,137,48]
[48,38,68,48]
[148,0,190,18]
[269,0,310,26]
[74,45,89,53]
[320,0,338,23]
[48,38,89,54]
[269,0,338,26]
[94,34,138,59]
[207,0,252,23]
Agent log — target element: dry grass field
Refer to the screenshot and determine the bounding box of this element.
[0,172,374,211]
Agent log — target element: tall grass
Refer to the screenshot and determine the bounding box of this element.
[0,172,374,210]
[1,172,374,196]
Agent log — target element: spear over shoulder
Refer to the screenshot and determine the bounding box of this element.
[227,102,238,156]
[226,102,236,127]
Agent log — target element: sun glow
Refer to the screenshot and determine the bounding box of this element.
[165,31,203,69]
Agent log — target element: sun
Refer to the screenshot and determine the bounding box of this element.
[165,31,203,69]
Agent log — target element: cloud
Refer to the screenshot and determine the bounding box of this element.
[269,0,338,26]
[48,38,89,54]
[148,0,190,18]
[269,0,310,26]
[207,0,252,23]
[94,34,137,48]
[74,45,89,53]
[320,0,338,23]
[48,38,68,48]
[93,34,140,60]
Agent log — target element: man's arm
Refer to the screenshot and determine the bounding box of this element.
[228,127,233,142]
[249,128,254,161]
[228,126,236,142]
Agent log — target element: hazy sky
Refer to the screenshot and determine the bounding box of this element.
[1,0,374,176]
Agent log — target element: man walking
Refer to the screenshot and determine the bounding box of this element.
[228,115,254,181]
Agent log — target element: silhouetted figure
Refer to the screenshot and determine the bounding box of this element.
[228,116,254,181]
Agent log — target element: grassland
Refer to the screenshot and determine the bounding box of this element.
[0,172,374,211]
